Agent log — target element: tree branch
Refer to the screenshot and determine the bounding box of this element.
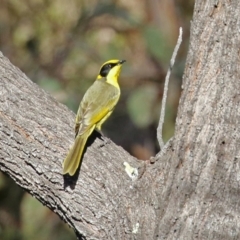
[157,27,183,149]
[0,52,160,239]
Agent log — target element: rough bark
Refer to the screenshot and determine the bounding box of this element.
[155,0,240,239]
[0,0,240,239]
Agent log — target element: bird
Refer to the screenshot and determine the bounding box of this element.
[63,59,126,176]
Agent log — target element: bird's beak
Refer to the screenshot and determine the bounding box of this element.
[119,60,126,65]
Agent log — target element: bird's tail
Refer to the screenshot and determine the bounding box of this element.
[62,126,95,176]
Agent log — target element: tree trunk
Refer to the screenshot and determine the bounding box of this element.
[0,0,240,239]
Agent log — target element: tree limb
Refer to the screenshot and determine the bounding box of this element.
[157,27,183,149]
[0,52,163,239]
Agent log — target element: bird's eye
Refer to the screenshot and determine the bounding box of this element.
[107,64,111,68]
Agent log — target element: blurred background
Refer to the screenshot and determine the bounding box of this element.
[0,0,193,239]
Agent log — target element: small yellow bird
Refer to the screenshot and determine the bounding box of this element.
[63,59,126,176]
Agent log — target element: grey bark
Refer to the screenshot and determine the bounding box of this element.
[0,0,240,239]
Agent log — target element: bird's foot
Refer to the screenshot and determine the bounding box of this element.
[98,136,111,148]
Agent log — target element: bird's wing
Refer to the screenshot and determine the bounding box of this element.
[75,80,120,136]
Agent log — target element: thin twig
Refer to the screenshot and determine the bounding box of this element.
[157,27,183,149]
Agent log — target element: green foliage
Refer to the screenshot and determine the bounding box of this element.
[38,77,62,92]
[144,25,172,64]
[127,85,159,128]
[22,195,74,240]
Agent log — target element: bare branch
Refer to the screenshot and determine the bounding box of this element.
[157,27,183,149]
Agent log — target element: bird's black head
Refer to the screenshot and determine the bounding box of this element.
[98,60,126,78]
